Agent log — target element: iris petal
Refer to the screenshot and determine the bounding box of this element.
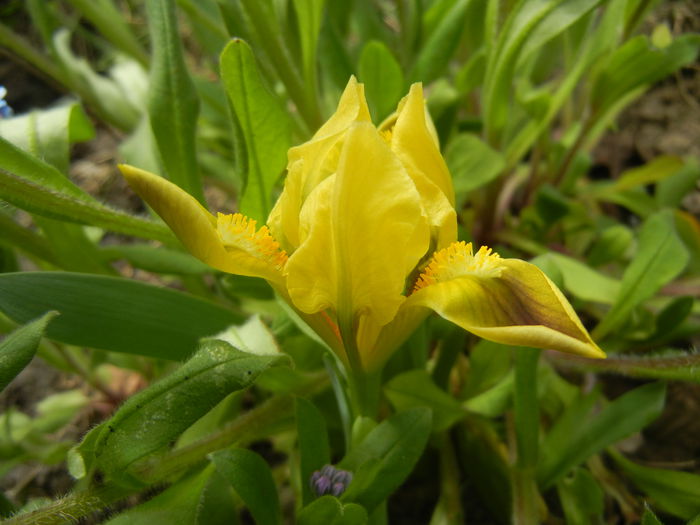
[119,164,286,284]
[407,242,605,359]
[286,122,430,329]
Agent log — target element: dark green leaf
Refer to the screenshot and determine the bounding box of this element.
[105,468,219,524]
[538,382,666,488]
[612,450,700,520]
[641,504,664,525]
[297,398,331,505]
[384,370,464,431]
[297,495,368,525]
[556,468,604,525]
[147,0,203,203]
[0,272,244,360]
[410,0,469,83]
[212,448,281,525]
[340,408,432,512]
[94,340,287,487]
[0,311,57,392]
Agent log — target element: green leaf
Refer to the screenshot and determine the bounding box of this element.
[656,158,700,208]
[52,29,143,131]
[147,0,204,204]
[220,39,292,223]
[538,382,666,489]
[445,133,505,197]
[64,0,148,65]
[611,450,700,520]
[533,252,620,304]
[297,496,368,525]
[297,398,331,505]
[0,272,244,360]
[293,0,324,96]
[358,40,404,121]
[0,311,57,392]
[212,448,281,525]
[586,224,634,266]
[0,136,173,243]
[99,244,210,275]
[518,0,603,63]
[594,210,689,339]
[340,408,432,512]
[641,504,665,525]
[592,34,700,116]
[409,0,469,83]
[482,0,560,144]
[384,370,464,431]
[556,468,605,525]
[94,340,287,487]
[612,156,685,192]
[105,468,224,524]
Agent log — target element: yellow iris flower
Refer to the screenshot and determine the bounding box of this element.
[119,77,604,374]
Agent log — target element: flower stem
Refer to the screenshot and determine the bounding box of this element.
[512,347,542,525]
[337,315,380,419]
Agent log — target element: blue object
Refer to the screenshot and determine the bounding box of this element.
[0,86,14,118]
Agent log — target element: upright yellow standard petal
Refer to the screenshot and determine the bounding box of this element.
[390,84,455,207]
[408,242,605,359]
[268,77,371,251]
[119,164,286,285]
[286,122,430,330]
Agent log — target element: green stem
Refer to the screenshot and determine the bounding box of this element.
[337,316,380,419]
[4,486,127,525]
[512,347,541,525]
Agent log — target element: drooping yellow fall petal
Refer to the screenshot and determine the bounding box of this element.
[286,122,430,329]
[119,164,286,284]
[407,242,605,359]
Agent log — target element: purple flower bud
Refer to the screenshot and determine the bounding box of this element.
[312,475,332,496]
[310,464,353,497]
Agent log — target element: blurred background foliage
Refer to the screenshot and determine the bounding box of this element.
[0,0,699,523]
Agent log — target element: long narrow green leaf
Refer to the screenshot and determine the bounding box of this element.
[409,0,469,83]
[0,212,57,265]
[297,398,331,505]
[220,39,292,222]
[0,169,172,243]
[0,272,244,360]
[537,382,666,489]
[0,312,58,392]
[482,0,559,144]
[293,0,325,100]
[65,0,149,65]
[594,210,689,339]
[611,450,700,520]
[147,0,204,204]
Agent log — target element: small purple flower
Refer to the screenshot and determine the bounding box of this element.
[310,464,353,497]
